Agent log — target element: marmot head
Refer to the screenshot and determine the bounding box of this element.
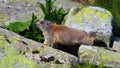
[36,20,52,31]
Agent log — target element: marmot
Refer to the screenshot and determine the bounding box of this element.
[36,20,107,47]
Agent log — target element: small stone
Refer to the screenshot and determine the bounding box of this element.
[113,41,120,53]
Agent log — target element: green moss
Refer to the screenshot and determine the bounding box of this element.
[0,37,36,68]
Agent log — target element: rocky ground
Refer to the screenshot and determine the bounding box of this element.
[0,28,80,68]
[0,26,120,68]
[0,0,80,26]
[0,0,120,68]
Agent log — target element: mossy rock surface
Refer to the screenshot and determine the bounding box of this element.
[78,45,120,68]
[0,28,80,68]
[0,36,36,68]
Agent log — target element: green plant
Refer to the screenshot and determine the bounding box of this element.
[7,0,68,42]
[39,0,68,24]
[7,13,44,42]
[20,13,44,42]
[94,0,120,37]
[7,21,30,33]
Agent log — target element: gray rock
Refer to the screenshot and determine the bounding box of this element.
[78,45,120,68]
[64,6,113,45]
[113,41,120,52]
[0,27,80,67]
[54,0,81,11]
[0,0,44,26]
[0,0,81,26]
[1,24,120,67]
[0,36,36,68]
[0,0,3,3]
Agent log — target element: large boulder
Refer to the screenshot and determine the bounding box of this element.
[78,45,120,68]
[0,28,79,68]
[64,6,113,45]
[0,0,44,26]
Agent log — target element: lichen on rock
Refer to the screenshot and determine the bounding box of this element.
[0,36,36,68]
[0,28,80,68]
[78,45,120,67]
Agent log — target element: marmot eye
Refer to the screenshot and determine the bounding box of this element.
[40,21,44,24]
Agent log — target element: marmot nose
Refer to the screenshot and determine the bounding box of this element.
[36,22,39,25]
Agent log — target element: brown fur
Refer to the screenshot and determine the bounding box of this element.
[36,20,107,47]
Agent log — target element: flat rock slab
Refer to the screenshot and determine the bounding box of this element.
[78,45,120,68]
[0,28,80,68]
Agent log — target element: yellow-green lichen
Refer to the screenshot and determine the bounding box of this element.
[95,11,111,19]
[33,47,41,51]
[81,7,94,19]
[0,39,36,68]
[67,6,111,26]
[73,10,83,24]
[0,34,4,39]
[82,7,111,20]
[0,13,9,24]
[79,46,120,65]
[97,47,120,62]
[79,50,96,62]
[5,36,21,43]
[65,6,111,28]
